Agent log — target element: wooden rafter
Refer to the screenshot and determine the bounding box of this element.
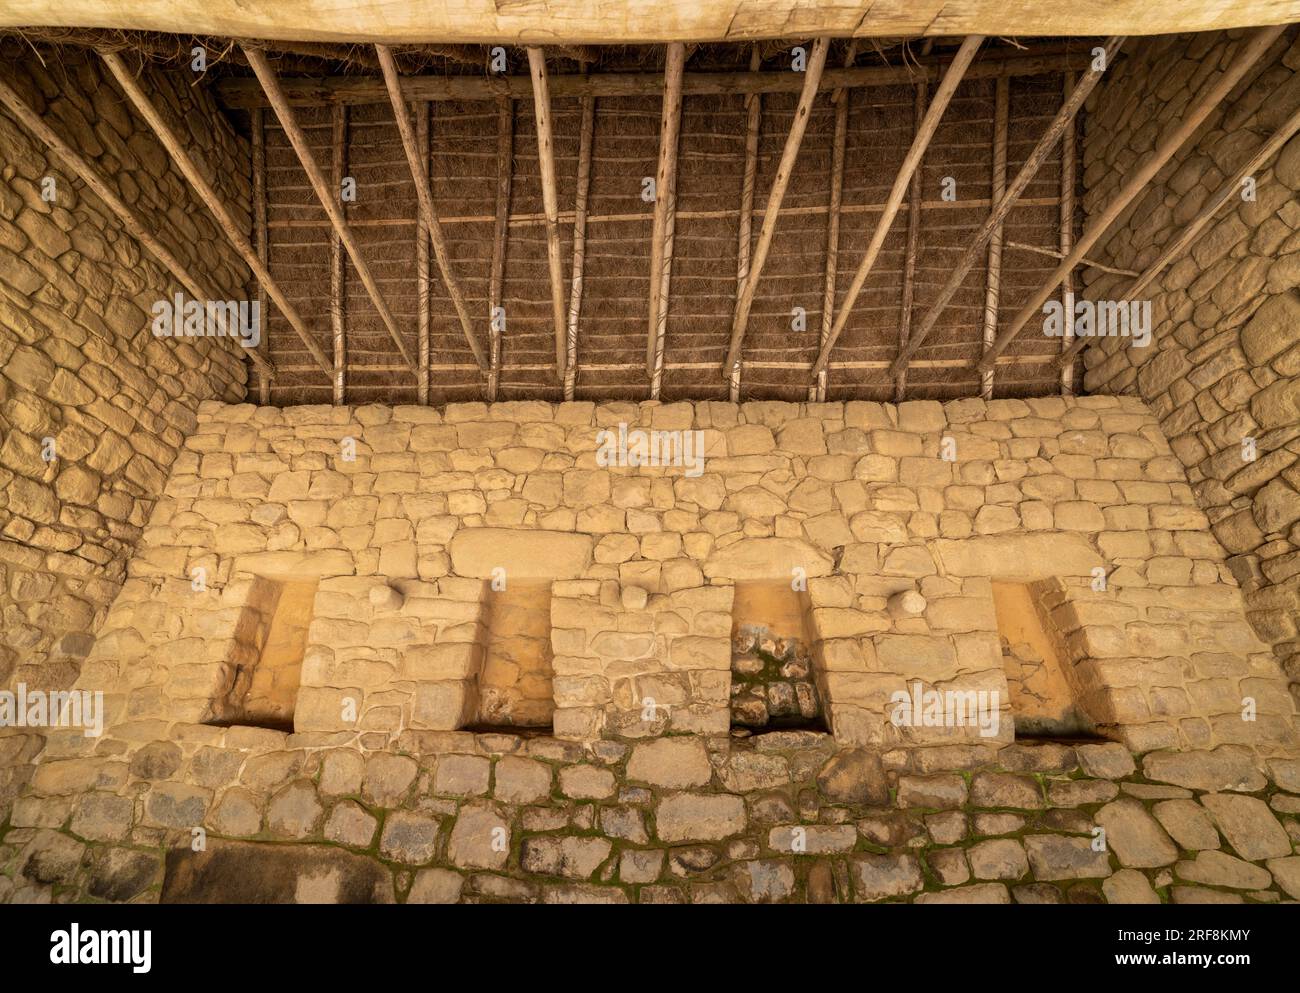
[330,104,347,404]
[488,98,513,401]
[895,78,928,402]
[980,75,1008,401]
[1056,99,1300,372]
[415,101,431,404]
[812,42,853,403]
[0,72,277,380]
[565,95,596,400]
[732,45,763,402]
[887,36,1124,380]
[723,37,829,378]
[647,43,687,385]
[215,47,1096,109]
[98,52,336,377]
[376,43,487,372]
[251,105,272,400]
[810,34,983,380]
[1057,71,1077,396]
[975,24,1285,375]
[242,45,419,374]
[526,46,568,380]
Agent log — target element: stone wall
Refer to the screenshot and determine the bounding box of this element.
[4,396,1299,903]
[0,53,253,821]
[57,397,1300,754]
[1079,29,1300,700]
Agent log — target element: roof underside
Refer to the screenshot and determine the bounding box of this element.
[1,0,1297,44]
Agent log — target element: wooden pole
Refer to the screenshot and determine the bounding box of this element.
[215,48,1095,109]
[1056,100,1300,371]
[1005,240,1137,276]
[488,98,513,401]
[98,52,329,377]
[526,47,568,380]
[647,43,687,380]
[810,35,983,380]
[0,78,275,382]
[251,105,272,399]
[242,46,419,374]
[723,37,829,379]
[566,95,595,400]
[895,78,928,402]
[976,24,1285,375]
[888,36,1125,380]
[980,75,1009,401]
[416,100,431,404]
[813,42,854,403]
[375,44,487,371]
[330,104,347,405]
[732,45,762,403]
[1058,72,1077,396]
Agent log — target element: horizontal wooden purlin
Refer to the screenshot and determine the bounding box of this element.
[216,49,1091,108]
[264,195,1064,230]
[267,354,1059,377]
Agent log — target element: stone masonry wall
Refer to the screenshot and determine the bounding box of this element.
[4,397,1299,904]
[0,53,254,820]
[1079,29,1300,700]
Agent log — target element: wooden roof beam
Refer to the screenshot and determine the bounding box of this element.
[527,46,568,381]
[1056,98,1300,372]
[975,24,1286,376]
[243,44,419,374]
[214,47,1093,109]
[0,72,277,380]
[647,42,687,382]
[376,43,487,372]
[809,34,984,381]
[888,36,1124,381]
[722,37,828,379]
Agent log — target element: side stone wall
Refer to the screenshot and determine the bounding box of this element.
[1079,29,1300,698]
[0,52,252,689]
[0,53,253,819]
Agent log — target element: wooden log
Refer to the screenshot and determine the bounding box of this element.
[566,95,596,400]
[251,105,272,399]
[647,43,687,381]
[1057,71,1077,396]
[895,78,928,402]
[95,54,311,377]
[975,24,1285,375]
[813,42,853,403]
[242,46,419,373]
[416,100,431,404]
[731,45,762,403]
[1056,99,1300,371]
[488,98,513,401]
[330,103,347,404]
[723,37,829,378]
[1005,240,1137,276]
[214,48,1097,109]
[980,75,1008,401]
[887,36,1124,380]
[376,43,487,371]
[527,47,568,380]
[810,35,984,379]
